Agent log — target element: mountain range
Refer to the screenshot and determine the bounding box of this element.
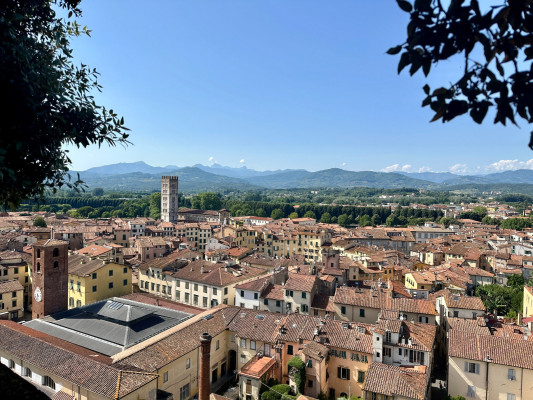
[72,161,533,193]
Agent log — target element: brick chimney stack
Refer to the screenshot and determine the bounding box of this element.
[199,332,212,400]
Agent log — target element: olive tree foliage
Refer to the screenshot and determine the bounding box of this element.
[0,0,129,208]
[389,0,533,147]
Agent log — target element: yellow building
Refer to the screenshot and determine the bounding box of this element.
[448,330,533,400]
[0,279,24,320]
[67,253,132,308]
[0,250,31,307]
[524,286,533,319]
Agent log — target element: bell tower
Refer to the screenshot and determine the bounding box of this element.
[32,239,69,319]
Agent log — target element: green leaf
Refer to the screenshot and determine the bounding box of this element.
[386,45,403,55]
[397,0,413,13]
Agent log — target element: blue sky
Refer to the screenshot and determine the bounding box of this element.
[64,1,532,174]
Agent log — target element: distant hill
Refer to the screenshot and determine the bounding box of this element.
[398,171,458,183]
[245,168,435,189]
[192,163,302,179]
[75,162,533,193]
[78,167,259,192]
[442,169,533,185]
[84,161,178,176]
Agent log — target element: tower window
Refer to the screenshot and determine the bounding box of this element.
[53,248,59,257]
[36,249,40,258]
[53,261,59,268]
[36,262,40,272]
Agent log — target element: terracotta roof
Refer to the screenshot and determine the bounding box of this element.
[239,355,276,379]
[77,245,113,257]
[261,284,284,301]
[234,275,272,292]
[284,274,317,292]
[0,321,155,398]
[172,260,267,287]
[301,341,329,360]
[440,290,486,311]
[363,363,428,400]
[449,330,533,369]
[68,254,122,277]
[0,279,23,294]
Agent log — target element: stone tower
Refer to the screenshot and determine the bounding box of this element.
[161,176,179,223]
[32,239,69,319]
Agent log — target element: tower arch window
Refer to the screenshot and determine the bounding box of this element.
[36,262,41,272]
[36,249,40,258]
[53,261,59,268]
[53,248,59,257]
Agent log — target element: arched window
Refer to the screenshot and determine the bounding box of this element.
[69,297,74,307]
[53,261,59,268]
[76,300,81,307]
[52,248,59,257]
[36,249,40,258]
[36,262,40,272]
[42,376,55,390]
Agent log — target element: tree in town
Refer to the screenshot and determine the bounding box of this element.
[92,188,104,197]
[289,212,299,219]
[33,216,47,227]
[303,210,316,219]
[271,208,284,220]
[0,0,129,208]
[390,0,533,147]
[320,212,332,223]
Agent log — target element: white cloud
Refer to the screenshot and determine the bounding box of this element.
[340,162,347,167]
[239,159,245,164]
[449,163,469,174]
[418,166,433,173]
[485,159,533,172]
[381,164,400,172]
[381,164,411,173]
[208,156,216,164]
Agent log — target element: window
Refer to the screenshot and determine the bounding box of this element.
[302,304,309,312]
[177,280,181,287]
[302,292,307,299]
[276,300,281,307]
[53,248,59,257]
[288,345,293,355]
[76,300,81,307]
[357,371,365,383]
[254,292,259,300]
[193,295,198,306]
[241,354,246,364]
[194,283,198,291]
[384,347,392,357]
[507,394,516,400]
[185,293,190,303]
[465,362,480,374]
[163,371,168,382]
[43,376,55,390]
[264,299,269,305]
[213,287,217,295]
[77,282,81,292]
[23,367,32,378]
[385,331,392,343]
[109,282,114,289]
[285,290,293,297]
[508,369,516,381]
[419,316,429,323]
[308,380,313,388]
[241,339,247,348]
[240,290,245,297]
[203,285,207,293]
[8,359,14,369]
[399,348,402,356]
[69,297,74,307]
[186,358,190,369]
[467,386,475,398]
[453,310,459,317]
[203,297,208,308]
[185,282,190,289]
[338,367,350,380]
[306,360,313,368]
[180,383,190,400]
[216,340,220,350]
[250,341,256,350]
[53,261,59,268]
[341,306,346,315]
[231,334,236,343]
[224,287,228,295]
[92,285,97,292]
[360,309,365,318]
[109,269,114,277]
[11,300,16,307]
[123,279,128,286]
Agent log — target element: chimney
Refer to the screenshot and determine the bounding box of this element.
[199,332,212,400]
